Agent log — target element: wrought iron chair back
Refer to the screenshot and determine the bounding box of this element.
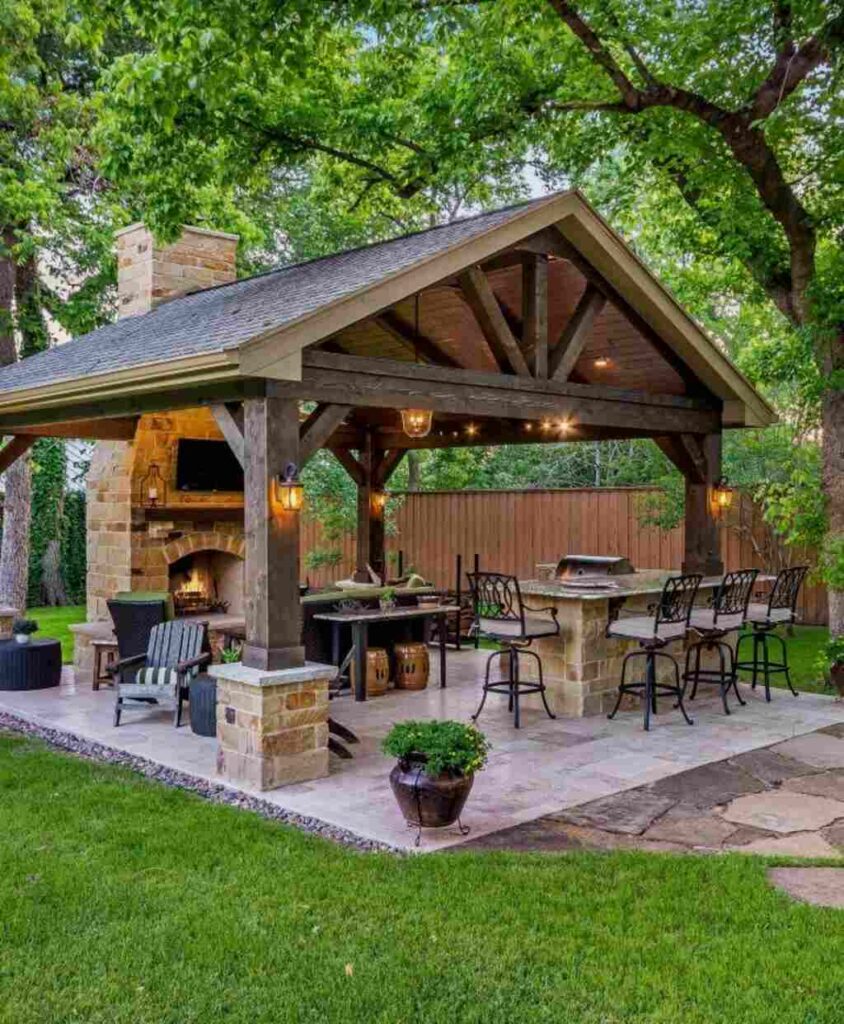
[714,568,758,621]
[654,573,702,628]
[767,565,809,617]
[467,572,525,633]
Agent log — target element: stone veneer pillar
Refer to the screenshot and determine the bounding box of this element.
[209,662,335,789]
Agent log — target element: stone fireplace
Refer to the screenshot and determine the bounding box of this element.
[168,545,245,617]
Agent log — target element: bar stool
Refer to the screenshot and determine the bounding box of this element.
[682,568,758,715]
[734,565,809,701]
[467,572,559,729]
[607,573,701,731]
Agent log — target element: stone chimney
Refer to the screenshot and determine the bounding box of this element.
[115,223,239,318]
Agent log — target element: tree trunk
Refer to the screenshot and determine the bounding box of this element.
[0,458,31,612]
[822,337,844,637]
[407,450,421,491]
[41,537,68,606]
[0,230,32,613]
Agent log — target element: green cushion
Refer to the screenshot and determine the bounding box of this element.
[113,591,175,621]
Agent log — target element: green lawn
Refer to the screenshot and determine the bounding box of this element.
[24,605,85,663]
[736,624,830,694]
[0,734,842,1024]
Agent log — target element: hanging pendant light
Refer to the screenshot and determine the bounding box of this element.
[401,294,433,439]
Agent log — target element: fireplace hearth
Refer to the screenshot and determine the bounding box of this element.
[169,550,244,617]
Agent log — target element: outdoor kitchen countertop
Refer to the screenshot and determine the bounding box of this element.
[522,570,739,601]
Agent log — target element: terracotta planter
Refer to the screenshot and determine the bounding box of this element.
[831,661,844,698]
[389,756,474,830]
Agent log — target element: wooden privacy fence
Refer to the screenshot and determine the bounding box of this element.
[300,487,827,626]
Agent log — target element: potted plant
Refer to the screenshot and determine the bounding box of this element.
[382,720,490,839]
[816,635,844,699]
[220,643,242,664]
[379,586,397,611]
[12,618,38,645]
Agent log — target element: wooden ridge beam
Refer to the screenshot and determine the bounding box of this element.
[549,285,606,382]
[373,312,462,369]
[458,265,531,376]
[299,403,352,466]
[0,435,36,475]
[210,403,246,468]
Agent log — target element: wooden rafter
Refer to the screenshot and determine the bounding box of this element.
[0,436,36,475]
[373,312,462,369]
[299,403,352,466]
[210,402,246,468]
[549,285,606,382]
[654,433,708,483]
[329,446,366,486]
[458,265,531,376]
[373,449,406,488]
[5,417,139,440]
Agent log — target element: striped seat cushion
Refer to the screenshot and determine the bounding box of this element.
[130,666,180,695]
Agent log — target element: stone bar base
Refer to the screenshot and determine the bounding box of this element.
[518,591,736,718]
[209,661,334,790]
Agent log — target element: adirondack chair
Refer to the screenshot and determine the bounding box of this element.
[113,620,211,727]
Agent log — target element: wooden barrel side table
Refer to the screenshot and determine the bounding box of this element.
[394,642,430,690]
[0,638,62,691]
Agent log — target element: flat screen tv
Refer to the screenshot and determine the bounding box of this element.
[175,439,244,493]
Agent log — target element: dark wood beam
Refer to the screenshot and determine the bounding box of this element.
[373,449,406,488]
[0,436,36,475]
[272,351,721,435]
[458,266,531,376]
[329,447,366,487]
[655,434,707,484]
[374,312,462,369]
[299,403,352,466]
[522,253,549,379]
[549,285,606,382]
[6,417,139,441]
[210,403,246,468]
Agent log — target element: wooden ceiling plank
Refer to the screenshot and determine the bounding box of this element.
[458,265,531,376]
[373,311,463,369]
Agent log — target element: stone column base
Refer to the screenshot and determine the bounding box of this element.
[208,661,334,790]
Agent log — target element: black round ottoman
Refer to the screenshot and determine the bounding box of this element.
[189,674,217,737]
[0,638,62,690]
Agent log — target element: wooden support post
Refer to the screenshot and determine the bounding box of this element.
[241,396,305,671]
[681,433,724,577]
[354,432,377,582]
[522,253,548,378]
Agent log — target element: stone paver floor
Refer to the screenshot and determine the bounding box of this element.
[461,725,844,858]
[768,867,844,908]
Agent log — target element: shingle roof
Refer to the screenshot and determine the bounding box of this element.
[0,196,556,394]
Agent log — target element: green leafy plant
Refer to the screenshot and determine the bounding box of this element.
[220,644,242,664]
[814,635,844,681]
[382,720,490,778]
[12,619,38,636]
[380,586,396,602]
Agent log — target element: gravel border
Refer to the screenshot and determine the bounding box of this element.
[0,711,401,854]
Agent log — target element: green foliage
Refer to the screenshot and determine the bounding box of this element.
[11,618,38,635]
[382,719,490,777]
[59,491,87,605]
[221,643,242,664]
[815,634,844,679]
[27,439,67,606]
[817,535,844,593]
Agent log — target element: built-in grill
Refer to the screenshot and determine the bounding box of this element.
[554,554,634,581]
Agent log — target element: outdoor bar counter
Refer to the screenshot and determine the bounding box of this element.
[518,569,734,718]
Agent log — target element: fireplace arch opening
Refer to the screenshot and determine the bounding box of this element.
[168,549,243,617]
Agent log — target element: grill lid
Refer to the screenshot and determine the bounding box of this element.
[555,554,634,580]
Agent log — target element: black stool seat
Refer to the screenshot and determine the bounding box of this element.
[683,569,758,716]
[607,573,701,732]
[734,566,808,702]
[0,638,62,691]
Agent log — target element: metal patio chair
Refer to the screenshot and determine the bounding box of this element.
[607,573,701,731]
[734,565,809,701]
[467,572,559,729]
[113,620,210,727]
[683,568,758,715]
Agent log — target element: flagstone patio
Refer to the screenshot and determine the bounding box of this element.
[1,649,842,852]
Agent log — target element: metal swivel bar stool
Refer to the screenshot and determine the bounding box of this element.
[467,572,559,729]
[607,573,701,731]
[734,565,809,701]
[683,568,758,715]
